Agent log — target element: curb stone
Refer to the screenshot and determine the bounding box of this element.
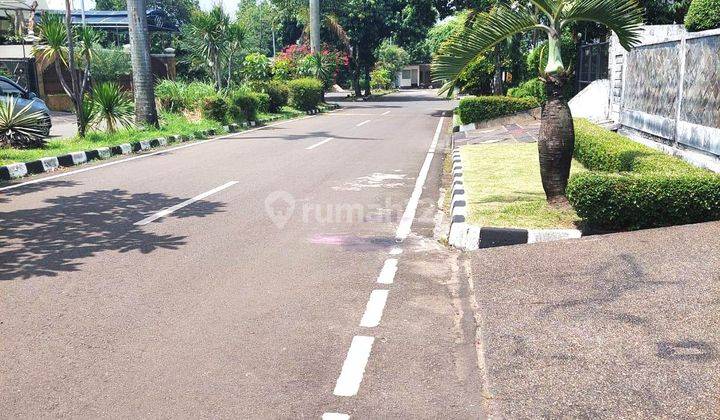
[0,162,28,180]
[26,157,60,174]
[57,151,87,167]
[85,147,111,161]
[0,106,341,183]
[447,147,583,249]
[110,143,132,155]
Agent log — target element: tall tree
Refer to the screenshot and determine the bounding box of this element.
[127,0,159,127]
[309,0,321,51]
[433,0,643,204]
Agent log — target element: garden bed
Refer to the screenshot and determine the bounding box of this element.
[460,142,585,229]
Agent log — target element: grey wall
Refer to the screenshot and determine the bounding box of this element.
[609,25,720,160]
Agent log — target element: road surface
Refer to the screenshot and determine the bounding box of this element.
[0,90,486,418]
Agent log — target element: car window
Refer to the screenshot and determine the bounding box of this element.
[0,80,23,97]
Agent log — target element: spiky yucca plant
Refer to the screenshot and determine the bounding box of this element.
[0,96,49,149]
[433,0,644,204]
[91,83,133,133]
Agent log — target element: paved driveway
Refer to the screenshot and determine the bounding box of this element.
[49,111,77,139]
[469,221,720,418]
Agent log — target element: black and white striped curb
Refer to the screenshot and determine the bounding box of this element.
[0,129,217,182]
[448,147,582,250]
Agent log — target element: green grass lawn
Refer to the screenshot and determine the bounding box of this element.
[460,142,585,229]
[0,113,224,167]
[0,105,318,167]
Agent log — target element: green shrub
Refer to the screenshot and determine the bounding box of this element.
[508,78,547,103]
[370,67,393,90]
[90,82,133,133]
[573,119,705,175]
[253,81,289,112]
[228,89,260,122]
[155,79,185,112]
[91,48,131,85]
[288,77,323,111]
[183,82,216,110]
[253,92,270,113]
[457,96,539,124]
[567,120,720,230]
[567,172,720,230]
[684,0,720,31]
[0,96,49,148]
[202,95,229,124]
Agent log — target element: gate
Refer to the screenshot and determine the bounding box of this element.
[0,58,39,93]
[577,41,609,91]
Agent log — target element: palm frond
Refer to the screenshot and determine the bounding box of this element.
[432,6,544,95]
[561,0,644,49]
[325,14,350,48]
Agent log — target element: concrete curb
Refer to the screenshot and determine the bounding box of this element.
[448,147,583,250]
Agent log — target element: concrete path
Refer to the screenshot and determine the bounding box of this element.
[467,221,720,418]
[0,90,487,418]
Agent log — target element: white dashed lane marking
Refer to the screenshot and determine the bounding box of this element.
[376,259,398,284]
[359,290,389,328]
[134,181,238,226]
[322,413,350,420]
[333,336,375,397]
[306,137,334,150]
[356,120,371,127]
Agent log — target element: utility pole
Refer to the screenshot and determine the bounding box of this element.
[309,0,320,52]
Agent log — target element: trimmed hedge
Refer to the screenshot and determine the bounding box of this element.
[685,0,720,31]
[253,92,271,114]
[457,96,539,124]
[256,81,289,112]
[202,95,229,124]
[573,119,705,175]
[288,77,323,111]
[567,120,720,230]
[507,78,547,103]
[567,172,720,230]
[229,90,260,122]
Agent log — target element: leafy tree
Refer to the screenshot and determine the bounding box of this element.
[391,0,437,62]
[96,0,199,26]
[242,52,271,82]
[433,0,643,204]
[375,40,410,77]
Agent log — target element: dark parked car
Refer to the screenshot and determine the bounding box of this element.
[0,76,52,136]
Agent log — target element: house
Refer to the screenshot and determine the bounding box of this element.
[395,64,433,88]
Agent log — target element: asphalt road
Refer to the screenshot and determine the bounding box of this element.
[0,90,487,418]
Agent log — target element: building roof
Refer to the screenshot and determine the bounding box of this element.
[39,9,178,32]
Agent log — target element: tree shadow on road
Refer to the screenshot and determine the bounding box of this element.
[0,188,227,281]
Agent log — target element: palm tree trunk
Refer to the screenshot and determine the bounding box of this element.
[64,0,85,136]
[309,0,320,52]
[492,46,502,95]
[127,0,159,127]
[352,46,361,97]
[363,65,371,97]
[538,75,574,205]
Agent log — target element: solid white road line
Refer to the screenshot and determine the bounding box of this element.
[305,137,334,150]
[359,290,389,328]
[376,259,398,285]
[134,181,238,226]
[322,413,350,420]
[0,116,315,193]
[333,335,375,397]
[395,117,444,240]
[381,110,391,115]
[356,120,371,127]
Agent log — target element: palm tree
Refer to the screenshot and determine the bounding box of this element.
[127,0,159,127]
[433,0,644,205]
[186,7,230,90]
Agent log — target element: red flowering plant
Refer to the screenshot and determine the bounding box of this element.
[273,43,348,87]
